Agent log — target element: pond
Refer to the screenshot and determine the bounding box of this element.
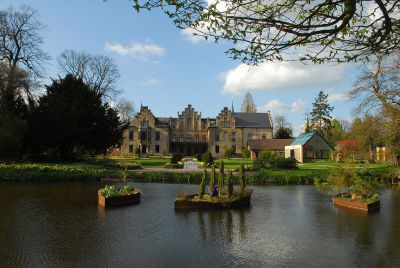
[0,182,399,267]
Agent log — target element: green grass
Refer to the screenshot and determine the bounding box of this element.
[222,158,252,169]
[299,159,391,170]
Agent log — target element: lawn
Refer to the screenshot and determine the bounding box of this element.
[298,160,391,170]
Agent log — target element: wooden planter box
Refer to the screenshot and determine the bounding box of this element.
[333,195,380,212]
[98,191,141,207]
[175,190,253,210]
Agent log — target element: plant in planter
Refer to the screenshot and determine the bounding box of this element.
[218,160,225,197]
[316,166,380,211]
[98,184,141,207]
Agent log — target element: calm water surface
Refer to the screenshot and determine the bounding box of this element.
[1,182,400,267]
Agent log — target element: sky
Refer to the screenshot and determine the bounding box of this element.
[0,0,363,135]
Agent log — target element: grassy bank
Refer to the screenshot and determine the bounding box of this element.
[0,159,394,185]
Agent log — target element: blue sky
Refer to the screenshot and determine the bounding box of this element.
[1,0,362,135]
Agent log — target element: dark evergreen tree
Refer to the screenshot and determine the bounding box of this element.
[26,74,127,160]
[310,91,334,139]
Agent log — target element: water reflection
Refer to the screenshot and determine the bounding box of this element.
[176,207,249,245]
[1,183,400,267]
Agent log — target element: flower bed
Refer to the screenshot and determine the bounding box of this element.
[98,185,141,207]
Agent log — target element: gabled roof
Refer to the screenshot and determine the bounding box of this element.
[290,131,334,149]
[290,132,317,145]
[233,113,272,128]
[248,139,294,151]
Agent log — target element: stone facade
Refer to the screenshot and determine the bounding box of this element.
[121,104,273,157]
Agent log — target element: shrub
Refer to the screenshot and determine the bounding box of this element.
[242,147,250,159]
[202,152,214,166]
[218,160,225,197]
[171,153,183,164]
[98,184,135,197]
[224,147,235,159]
[196,153,202,162]
[115,161,142,170]
[198,169,207,199]
[134,147,141,155]
[253,150,297,170]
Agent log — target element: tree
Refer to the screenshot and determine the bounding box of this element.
[273,115,293,139]
[116,98,136,123]
[350,52,400,163]
[0,6,49,98]
[58,50,120,99]
[241,92,257,112]
[119,0,400,64]
[329,118,349,144]
[26,74,127,160]
[0,6,49,158]
[310,91,334,140]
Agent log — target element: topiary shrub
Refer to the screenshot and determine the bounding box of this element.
[198,169,207,199]
[227,170,233,198]
[209,166,216,196]
[242,147,250,159]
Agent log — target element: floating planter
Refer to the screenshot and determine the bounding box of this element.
[333,194,380,212]
[98,185,141,207]
[175,190,253,210]
[175,163,252,210]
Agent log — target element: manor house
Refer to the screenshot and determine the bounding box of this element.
[121,104,273,157]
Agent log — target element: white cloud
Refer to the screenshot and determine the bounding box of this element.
[290,99,305,112]
[104,41,165,60]
[258,99,285,114]
[220,61,346,95]
[181,28,208,44]
[141,78,162,87]
[328,92,350,103]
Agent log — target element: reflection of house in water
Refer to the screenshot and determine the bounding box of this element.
[285,132,333,163]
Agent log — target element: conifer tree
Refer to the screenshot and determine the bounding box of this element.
[310,91,333,139]
[241,92,257,112]
[218,160,225,197]
[227,170,234,198]
[239,164,246,191]
[209,166,215,196]
[198,169,207,199]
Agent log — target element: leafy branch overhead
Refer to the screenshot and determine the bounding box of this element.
[121,0,400,64]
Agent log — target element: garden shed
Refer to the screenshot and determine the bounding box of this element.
[285,132,333,163]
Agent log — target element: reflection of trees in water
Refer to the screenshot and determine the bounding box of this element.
[375,189,400,267]
[186,208,249,244]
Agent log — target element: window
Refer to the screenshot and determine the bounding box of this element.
[155,131,160,141]
[231,132,236,142]
[141,120,148,127]
[140,131,148,140]
[222,121,230,128]
[155,145,160,153]
[179,136,184,142]
[129,145,133,153]
[262,133,267,140]
[172,136,176,142]
[247,132,253,140]
[195,135,199,142]
[129,131,134,141]
[187,137,192,142]
[215,145,220,154]
[215,131,220,141]
[186,117,192,127]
